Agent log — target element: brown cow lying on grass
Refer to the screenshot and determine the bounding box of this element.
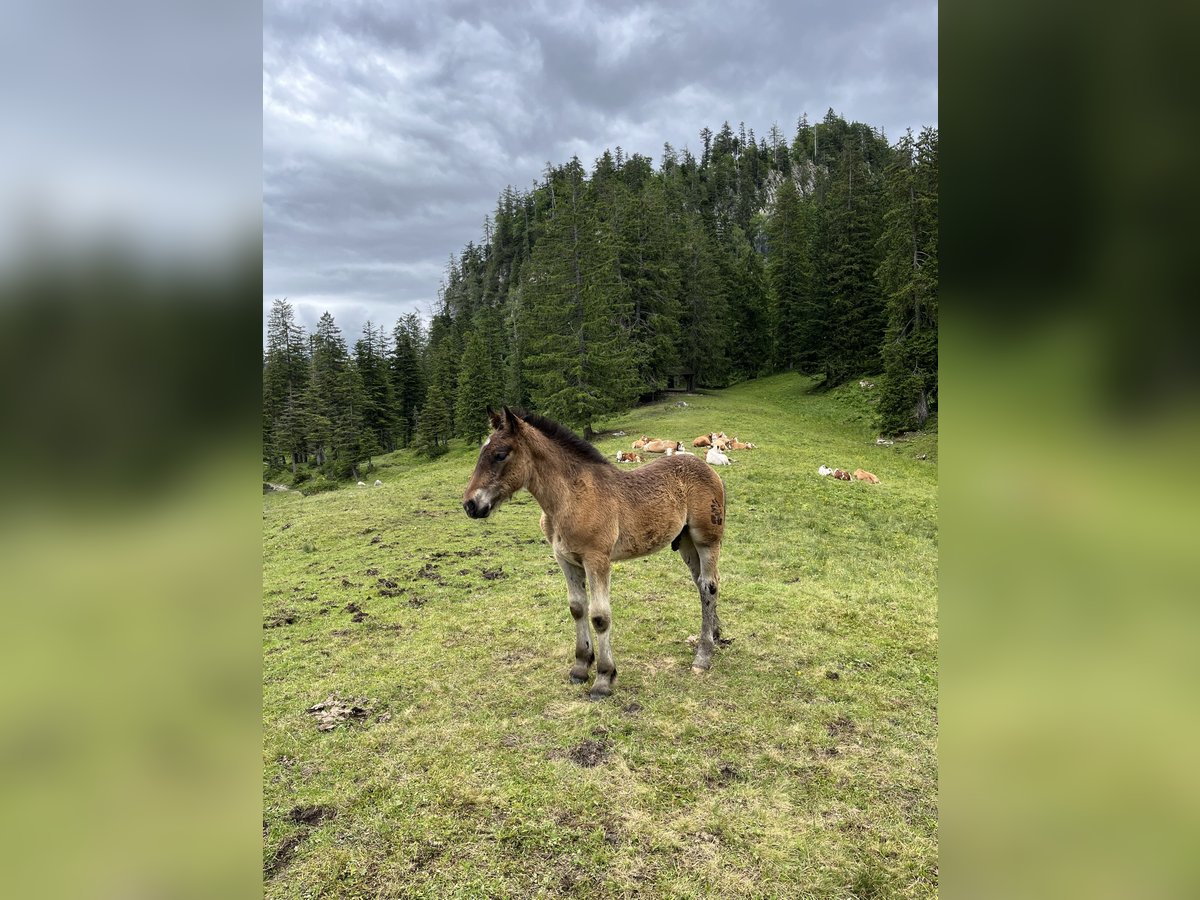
[642,439,683,454]
[615,450,642,463]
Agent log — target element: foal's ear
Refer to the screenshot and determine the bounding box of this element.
[501,406,522,433]
[487,407,503,431]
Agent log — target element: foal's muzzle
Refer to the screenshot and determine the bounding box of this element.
[463,498,491,519]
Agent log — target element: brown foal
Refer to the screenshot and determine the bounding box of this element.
[462,407,727,699]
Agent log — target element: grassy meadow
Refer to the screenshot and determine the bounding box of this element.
[263,373,938,898]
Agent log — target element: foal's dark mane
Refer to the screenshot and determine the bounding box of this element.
[517,411,610,467]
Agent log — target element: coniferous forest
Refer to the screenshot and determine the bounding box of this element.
[263,111,938,481]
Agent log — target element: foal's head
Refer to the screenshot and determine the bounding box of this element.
[462,407,532,519]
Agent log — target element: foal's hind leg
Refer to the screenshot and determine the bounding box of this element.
[556,555,594,683]
[679,533,721,672]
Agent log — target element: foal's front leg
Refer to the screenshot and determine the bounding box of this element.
[557,555,594,683]
[583,557,616,699]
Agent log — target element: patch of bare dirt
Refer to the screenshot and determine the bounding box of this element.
[409,842,445,872]
[416,563,444,583]
[359,526,377,535]
[340,576,357,588]
[454,548,483,557]
[408,596,427,608]
[708,761,742,787]
[306,694,373,731]
[365,567,379,576]
[264,833,304,878]
[826,670,840,680]
[481,567,506,580]
[344,602,369,622]
[369,534,382,545]
[826,715,855,739]
[568,738,609,768]
[289,804,334,826]
[622,701,643,715]
[264,610,297,629]
[376,577,405,598]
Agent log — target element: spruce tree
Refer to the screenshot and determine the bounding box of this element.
[520,159,637,435]
[354,321,396,451]
[816,132,888,386]
[455,311,503,444]
[876,128,938,432]
[765,177,817,371]
[415,379,451,455]
[306,312,369,478]
[623,176,681,390]
[675,214,729,387]
[389,313,426,448]
[262,299,309,470]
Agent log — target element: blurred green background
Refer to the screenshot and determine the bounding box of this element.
[944,1,1200,896]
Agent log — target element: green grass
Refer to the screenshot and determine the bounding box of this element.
[263,373,938,898]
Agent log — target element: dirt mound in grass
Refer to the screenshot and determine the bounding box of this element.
[306,694,373,731]
[568,738,609,767]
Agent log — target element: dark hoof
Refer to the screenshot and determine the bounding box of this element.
[569,673,588,685]
[588,689,612,701]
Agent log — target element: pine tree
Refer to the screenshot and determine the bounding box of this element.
[389,313,427,448]
[816,131,888,386]
[675,214,729,386]
[623,175,682,390]
[876,128,938,432]
[306,312,369,478]
[263,299,309,472]
[765,177,818,371]
[354,321,396,451]
[455,310,504,444]
[726,224,772,379]
[520,159,638,434]
[415,379,452,455]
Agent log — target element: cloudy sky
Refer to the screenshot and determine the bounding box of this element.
[264,0,937,343]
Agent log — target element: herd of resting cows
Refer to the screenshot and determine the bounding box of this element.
[613,430,882,483]
[614,431,756,467]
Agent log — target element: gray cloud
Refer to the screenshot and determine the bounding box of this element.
[264,0,937,342]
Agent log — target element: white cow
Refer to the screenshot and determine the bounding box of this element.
[374,479,383,487]
[357,481,367,487]
[706,447,731,466]
[818,465,833,477]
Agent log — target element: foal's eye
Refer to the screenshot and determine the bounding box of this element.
[494,450,508,462]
